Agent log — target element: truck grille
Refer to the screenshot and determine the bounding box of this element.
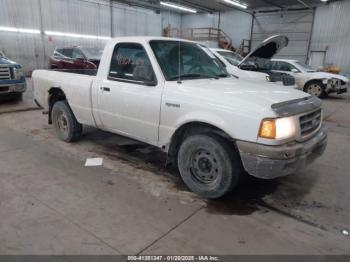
[0,66,11,80]
[299,109,322,137]
[0,86,9,92]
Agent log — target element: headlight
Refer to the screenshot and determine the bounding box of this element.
[258,116,297,140]
[13,67,24,79]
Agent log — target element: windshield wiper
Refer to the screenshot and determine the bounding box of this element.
[216,73,229,78]
[168,73,219,81]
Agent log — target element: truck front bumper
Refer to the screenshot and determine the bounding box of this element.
[0,82,26,96]
[236,128,327,179]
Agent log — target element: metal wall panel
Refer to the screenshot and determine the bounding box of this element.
[0,0,163,73]
[220,10,252,48]
[310,0,350,72]
[252,10,314,63]
[181,11,252,48]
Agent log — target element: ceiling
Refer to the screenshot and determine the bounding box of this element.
[112,0,339,12]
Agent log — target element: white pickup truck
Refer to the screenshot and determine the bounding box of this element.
[33,37,327,199]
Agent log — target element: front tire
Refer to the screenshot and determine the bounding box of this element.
[177,134,243,199]
[305,81,326,98]
[52,101,82,142]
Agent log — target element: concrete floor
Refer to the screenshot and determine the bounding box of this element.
[0,79,349,254]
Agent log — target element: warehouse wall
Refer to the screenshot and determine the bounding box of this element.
[310,0,350,72]
[0,0,180,73]
[181,10,252,48]
[251,10,314,63]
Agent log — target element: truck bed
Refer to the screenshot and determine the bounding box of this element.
[51,69,98,76]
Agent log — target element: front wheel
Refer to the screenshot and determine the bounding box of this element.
[177,134,243,199]
[305,81,326,98]
[52,101,82,142]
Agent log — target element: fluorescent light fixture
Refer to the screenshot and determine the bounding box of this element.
[320,0,328,2]
[160,1,197,13]
[223,0,248,9]
[0,26,40,34]
[45,31,111,40]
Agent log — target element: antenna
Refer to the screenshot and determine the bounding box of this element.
[177,0,182,84]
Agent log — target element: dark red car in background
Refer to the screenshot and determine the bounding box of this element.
[49,46,103,70]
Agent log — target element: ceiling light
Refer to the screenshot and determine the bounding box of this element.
[160,1,197,13]
[223,0,248,9]
[320,0,328,2]
[0,26,40,34]
[44,31,111,40]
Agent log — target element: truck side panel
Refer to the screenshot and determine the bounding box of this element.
[32,70,96,126]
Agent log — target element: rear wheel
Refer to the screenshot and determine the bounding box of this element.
[177,134,243,199]
[305,81,326,98]
[52,101,82,142]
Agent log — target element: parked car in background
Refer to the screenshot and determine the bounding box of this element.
[210,35,296,88]
[0,50,26,101]
[49,47,103,70]
[33,37,327,199]
[268,59,349,98]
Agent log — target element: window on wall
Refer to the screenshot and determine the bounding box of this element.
[109,43,156,84]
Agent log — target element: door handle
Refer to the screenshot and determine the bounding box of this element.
[100,87,110,92]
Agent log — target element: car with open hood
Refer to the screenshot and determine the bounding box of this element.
[0,50,26,101]
[32,37,327,199]
[267,59,348,98]
[210,35,296,87]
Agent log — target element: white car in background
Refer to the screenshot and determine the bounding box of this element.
[210,35,296,87]
[268,59,349,98]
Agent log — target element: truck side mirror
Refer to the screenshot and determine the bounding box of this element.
[291,69,299,73]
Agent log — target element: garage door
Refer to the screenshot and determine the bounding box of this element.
[251,10,314,63]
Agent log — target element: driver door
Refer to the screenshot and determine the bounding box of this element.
[96,43,162,145]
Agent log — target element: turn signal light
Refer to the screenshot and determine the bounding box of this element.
[258,119,276,139]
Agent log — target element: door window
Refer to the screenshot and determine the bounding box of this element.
[72,49,85,59]
[276,61,296,72]
[61,49,73,59]
[109,43,156,85]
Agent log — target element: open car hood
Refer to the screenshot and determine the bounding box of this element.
[238,35,288,67]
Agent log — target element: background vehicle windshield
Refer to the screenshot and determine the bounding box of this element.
[218,51,243,66]
[80,47,103,60]
[295,61,316,72]
[150,40,228,81]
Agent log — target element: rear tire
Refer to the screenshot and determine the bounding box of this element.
[305,81,326,98]
[177,134,243,199]
[52,100,82,142]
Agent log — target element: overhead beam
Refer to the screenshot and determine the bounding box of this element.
[258,0,285,9]
[296,0,312,9]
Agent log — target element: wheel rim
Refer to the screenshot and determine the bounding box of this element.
[56,110,69,135]
[307,84,322,97]
[190,149,219,184]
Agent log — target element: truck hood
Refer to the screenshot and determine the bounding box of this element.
[306,71,349,82]
[170,77,310,115]
[0,57,17,65]
[238,35,288,67]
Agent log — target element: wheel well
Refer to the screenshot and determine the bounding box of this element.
[304,79,323,91]
[167,122,235,166]
[48,87,66,124]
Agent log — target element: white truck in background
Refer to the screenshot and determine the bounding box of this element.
[33,37,327,199]
[210,35,296,88]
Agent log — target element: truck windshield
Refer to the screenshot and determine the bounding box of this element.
[80,47,103,60]
[217,51,243,66]
[150,40,228,81]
